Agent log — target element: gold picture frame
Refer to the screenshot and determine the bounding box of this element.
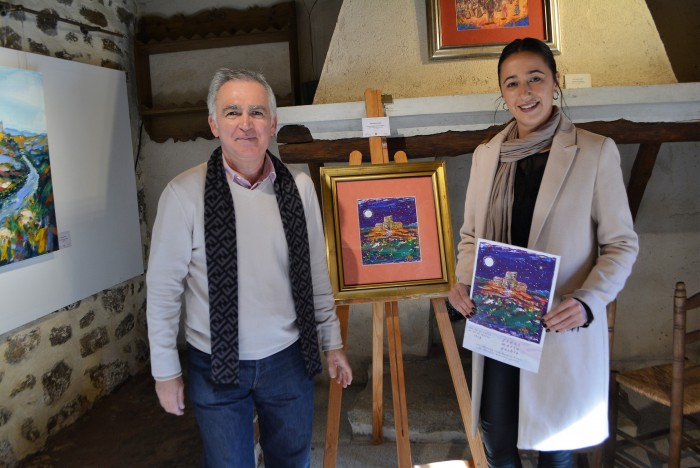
[320,161,455,303]
[427,0,561,60]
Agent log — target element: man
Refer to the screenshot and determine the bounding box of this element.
[146,68,352,468]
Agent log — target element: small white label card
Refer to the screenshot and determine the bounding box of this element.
[58,231,72,249]
[362,117,391,137]
[564,73,592,89]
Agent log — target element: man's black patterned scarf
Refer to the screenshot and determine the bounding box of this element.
[204,147,322,385]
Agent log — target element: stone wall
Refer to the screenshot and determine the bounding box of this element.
[0,1,144,465]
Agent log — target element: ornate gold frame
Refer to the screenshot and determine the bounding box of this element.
[427,0,561,60]
[320,161,455,303]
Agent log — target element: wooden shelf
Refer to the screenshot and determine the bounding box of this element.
[134,1,299,143]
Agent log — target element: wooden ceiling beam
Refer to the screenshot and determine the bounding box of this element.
[277,119,699,221]
[277,119,700,164]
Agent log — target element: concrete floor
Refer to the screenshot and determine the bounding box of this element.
[17,344,700,467]
[18,348,477,468]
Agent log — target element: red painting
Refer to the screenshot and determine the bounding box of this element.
[427,0,560,59]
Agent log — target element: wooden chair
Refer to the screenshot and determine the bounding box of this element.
[612,281,700,467]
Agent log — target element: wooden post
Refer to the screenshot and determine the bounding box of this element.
[364,88,389,165]
[386,300,412,466]
[324,151,362,468]
[372,301,385,445]
[323,304,350,467]
[365,88,412,467]
[432,298,488,467]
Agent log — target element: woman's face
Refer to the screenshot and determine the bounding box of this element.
[499,51,560,138]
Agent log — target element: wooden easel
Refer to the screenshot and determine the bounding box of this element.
[323,89,487,468]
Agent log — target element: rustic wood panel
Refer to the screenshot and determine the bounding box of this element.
[278,119,700,221]
[135,1,299,143]
[627,143,662,221]
[277,120,700,164]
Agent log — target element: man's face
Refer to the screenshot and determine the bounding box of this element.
[208,80,277,171]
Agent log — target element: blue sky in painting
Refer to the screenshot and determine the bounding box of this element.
[0,66,47,134]
[476,241,557,292]
[357,197,417,229]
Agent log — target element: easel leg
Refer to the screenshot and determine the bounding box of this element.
[386,301,412,467]
[323,304,350,468]
[372,302,384,444]
[432,298,488,468]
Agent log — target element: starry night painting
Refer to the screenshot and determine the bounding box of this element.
[469,239,559,344]
[357,196,421,265]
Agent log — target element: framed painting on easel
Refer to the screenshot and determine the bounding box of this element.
[320,161,455,302]
[427,0,561,60]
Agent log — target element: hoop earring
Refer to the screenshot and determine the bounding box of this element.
[553,90,560,100]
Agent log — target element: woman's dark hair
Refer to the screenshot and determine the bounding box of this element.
[497,37,559,87]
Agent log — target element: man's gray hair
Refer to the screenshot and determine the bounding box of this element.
[207,68,277,121]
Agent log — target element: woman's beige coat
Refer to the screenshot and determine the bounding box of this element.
[455,118,639,450]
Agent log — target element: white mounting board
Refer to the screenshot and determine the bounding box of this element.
[0,49,143,335]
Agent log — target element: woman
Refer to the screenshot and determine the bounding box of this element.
[447,37,639,467]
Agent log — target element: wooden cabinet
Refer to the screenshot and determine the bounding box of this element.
[134,2,300,143]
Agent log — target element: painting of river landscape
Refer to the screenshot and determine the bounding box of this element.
[0,66,58,267]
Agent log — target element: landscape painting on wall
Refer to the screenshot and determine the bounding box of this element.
[0,66,58,268]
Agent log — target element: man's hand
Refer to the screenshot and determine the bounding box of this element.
[325,349,353,388]
[155,376,185,416]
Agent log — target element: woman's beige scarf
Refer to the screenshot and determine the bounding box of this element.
[485,106,566,244]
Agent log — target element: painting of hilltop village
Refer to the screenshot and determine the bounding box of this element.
[0,66,58,267]
[463,239,559,372]
[357,196,421,265]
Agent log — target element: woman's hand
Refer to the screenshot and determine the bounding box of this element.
[447,282,476,318]
[542,298,587,332]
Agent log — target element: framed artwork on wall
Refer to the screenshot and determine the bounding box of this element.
[0,49,143,335]
[320,161,455,302]
[0,66,59,268]
[427,0,560,60]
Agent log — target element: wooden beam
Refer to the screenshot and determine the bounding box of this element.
[307,162,323,203]
[627,143,662,221]
[278,130,493,163]
[277,120,700,164]
[578,120,700,144]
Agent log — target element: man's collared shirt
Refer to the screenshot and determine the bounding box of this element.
[222,153,276,190]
